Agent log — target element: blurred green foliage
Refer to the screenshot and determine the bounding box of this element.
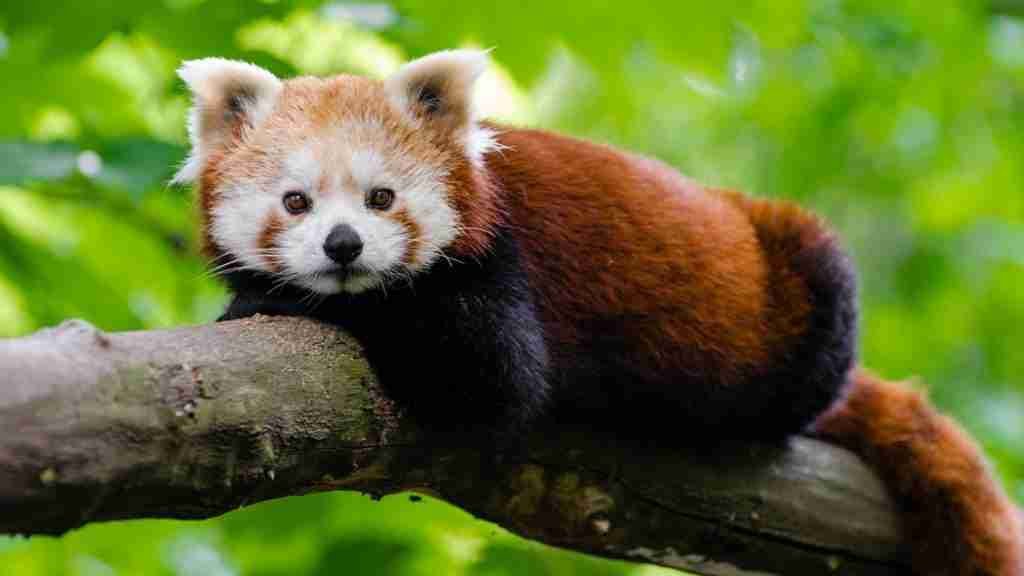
[1,1,1022,574]
[1,492,664,576]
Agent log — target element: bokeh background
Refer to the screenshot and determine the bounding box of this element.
[1,1,1022,574]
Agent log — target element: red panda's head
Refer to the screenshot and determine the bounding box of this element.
[174,50,500,295]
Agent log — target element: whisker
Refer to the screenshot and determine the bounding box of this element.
[308,292,330,312]
[267,273,299,295]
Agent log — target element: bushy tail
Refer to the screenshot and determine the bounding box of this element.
[814,369,1024,575]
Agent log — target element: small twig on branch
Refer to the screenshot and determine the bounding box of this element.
[0,317,912,576]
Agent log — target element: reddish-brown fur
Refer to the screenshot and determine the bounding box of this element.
[483,127,810,390]
[445,156,501,258]
[392,208,424,266]
[258,212,284,272]
[816,371,1024,575]
[197,148,230,261]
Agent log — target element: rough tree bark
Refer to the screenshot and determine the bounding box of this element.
[0,316,913,576]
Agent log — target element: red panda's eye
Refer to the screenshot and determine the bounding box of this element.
[366,187,395,211]
[283,191,310,214]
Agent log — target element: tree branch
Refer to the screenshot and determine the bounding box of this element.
[0,317,911,575]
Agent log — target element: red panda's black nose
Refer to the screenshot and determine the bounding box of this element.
[323,224,363,266]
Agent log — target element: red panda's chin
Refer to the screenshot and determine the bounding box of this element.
[340,274,382,294]
[299,274,343,295]
[294,270,380,295]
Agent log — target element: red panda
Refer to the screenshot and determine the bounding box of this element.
[173,50,1023,575]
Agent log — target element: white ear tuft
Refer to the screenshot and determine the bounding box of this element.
[172,58,282,184]
[384,49,490,129]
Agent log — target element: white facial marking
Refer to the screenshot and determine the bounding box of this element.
[349,148,386,191]
[399,164,459,268]
[283,146,321,191]
[210,181,280,272]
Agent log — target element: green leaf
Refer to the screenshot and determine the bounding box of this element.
[0,139,184,194]
[0,141,78,185]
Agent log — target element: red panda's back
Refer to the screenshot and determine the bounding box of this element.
[486,127,786,392]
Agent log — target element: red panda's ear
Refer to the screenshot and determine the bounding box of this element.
[172,58,282,184]
[384,49,489,132]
